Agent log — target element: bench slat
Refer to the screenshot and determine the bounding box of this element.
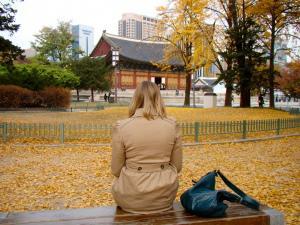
[0,203,276,225]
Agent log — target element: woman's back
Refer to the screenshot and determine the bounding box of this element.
[111,81,182,214]
[118,109,179,164]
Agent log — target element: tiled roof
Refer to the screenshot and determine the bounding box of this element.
[102,33,183,66]
[194,78,218,87]
[202,78,218,86]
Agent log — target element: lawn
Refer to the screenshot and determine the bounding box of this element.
[0,136,299,225]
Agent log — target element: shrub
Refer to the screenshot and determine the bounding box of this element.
[39,86,71,108]
[0,85,71,108]
[0,64,80,91]
[0,85,33,108]
[31,91,44,107]
[0,65,10,84]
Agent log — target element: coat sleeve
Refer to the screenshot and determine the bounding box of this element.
[170,121,182,173]
[111,122,125,177]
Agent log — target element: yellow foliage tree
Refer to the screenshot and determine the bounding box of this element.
[156,0,215,106]
[193,0,236,106]
[251,0,300,108]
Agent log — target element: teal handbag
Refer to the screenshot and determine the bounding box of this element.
[180,170,260,217]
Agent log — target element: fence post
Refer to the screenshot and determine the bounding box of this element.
[242,120,247,139]
[2,122,8,142]
[59,123,64,143]
[276,119,280,135]
[194,122,200,142]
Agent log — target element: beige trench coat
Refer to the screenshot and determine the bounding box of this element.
[111,108,182,214]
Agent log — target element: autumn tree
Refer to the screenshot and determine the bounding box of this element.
[251,0,300,108]
[182,0,234,106]
[276,60,300,98]
[156,0,214,106]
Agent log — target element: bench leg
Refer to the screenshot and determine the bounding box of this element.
[262,208,285,225]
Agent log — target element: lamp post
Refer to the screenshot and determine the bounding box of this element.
[192,73,196,108]
[112,48,119,103]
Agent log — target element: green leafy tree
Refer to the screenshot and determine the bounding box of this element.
[208,0,271,107]
[227,15,267,107]
[31,21,81,64]
[0,0,24,67]
[0,36,23,66]
[70,57,111,102]
[251,65,270,97]
[251,0,300,108]
[211,0,266,107]
[0,0,21,32]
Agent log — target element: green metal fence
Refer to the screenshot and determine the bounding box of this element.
[69,102,129,112]
[0,118,299,143]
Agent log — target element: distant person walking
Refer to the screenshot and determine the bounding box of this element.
[107,92,111,103]
[258,94,264,108]
[104,93,107,102]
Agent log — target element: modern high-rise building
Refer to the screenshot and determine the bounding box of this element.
[118,13,158,40]
[72,25,94,59]
[273,27,300,65]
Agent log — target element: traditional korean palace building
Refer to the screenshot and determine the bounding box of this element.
[90,32,218,90]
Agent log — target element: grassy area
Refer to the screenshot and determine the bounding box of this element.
[0,136,299,225]
[0,107,297,124]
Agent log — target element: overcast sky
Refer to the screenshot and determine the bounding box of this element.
[2,0,166,49]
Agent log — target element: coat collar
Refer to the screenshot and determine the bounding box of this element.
[133,108,160,118]
[133,108,144,117]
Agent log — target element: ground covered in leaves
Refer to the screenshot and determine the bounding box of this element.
[0,107,297,124]
[0,136,299,224]
[1,107,299,144]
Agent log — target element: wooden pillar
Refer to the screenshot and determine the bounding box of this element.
[118,70,122,88]
[177,73,181,90]
[148,70,151,81]
[133,69,137,88]
[166,75,169,90]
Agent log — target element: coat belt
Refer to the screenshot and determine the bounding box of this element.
[125,162,172,172]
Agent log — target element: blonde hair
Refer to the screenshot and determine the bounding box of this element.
[129,81,167,120]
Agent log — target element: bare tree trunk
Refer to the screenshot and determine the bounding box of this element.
[225,87,233,107]
[239,0,251,108]
[184,73,192,106]
[76,88,80,102]
[224,58,233,107]
[240,85,251,107]
[269,17,276,108]
[91,88,94,102]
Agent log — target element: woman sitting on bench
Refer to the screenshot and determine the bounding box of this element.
[111,81,182,214]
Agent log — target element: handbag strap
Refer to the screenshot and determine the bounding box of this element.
[216,170,246,197]
[216,170,260,210]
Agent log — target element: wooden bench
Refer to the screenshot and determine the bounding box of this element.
[0,202,284,225]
